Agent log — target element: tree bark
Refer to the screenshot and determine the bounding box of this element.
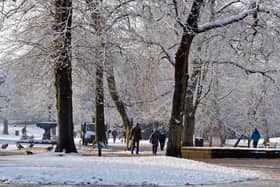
[182,62,203,146]
[182,87,195,146]
[3,119,8,135]
[85,0,107,147]
[106,62,133,148]
[166,33,193,157]
[166,0,203,157]
[95,60,107,144]
[53,0,77,153]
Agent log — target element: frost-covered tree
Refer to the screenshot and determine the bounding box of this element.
[52,0,77,153]
[164,0,264,156]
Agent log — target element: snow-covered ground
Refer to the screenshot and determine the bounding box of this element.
[0,124,263,186]
[226,137,280,148]
[0,153,260,186]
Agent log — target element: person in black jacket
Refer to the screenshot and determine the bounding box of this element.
[130,123,142,154]
[149,128,160,155]
[159,129,167,151]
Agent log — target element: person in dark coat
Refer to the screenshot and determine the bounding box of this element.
[251,128,261,148]
[149,128,160,155]
[112,129,117,143]
[130,123,142,154]
[159,129,167,151]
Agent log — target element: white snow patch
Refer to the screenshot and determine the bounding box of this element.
[0,154,259,185]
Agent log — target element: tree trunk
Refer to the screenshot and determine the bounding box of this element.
[166,0,203,157]
[106,62,133,148]
[3,119,8,135]
[95,60,107,145]
[182,114,195,146]
[84,0,107,147]
[55,65,76,152]
[182,79,196,146]
[166,33,194,157]
[86,0,107,147]
[53,0,77,153]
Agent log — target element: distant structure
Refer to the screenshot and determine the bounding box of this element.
[36,122,57,140]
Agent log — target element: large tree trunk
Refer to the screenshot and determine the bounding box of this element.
[166,0,203,157]
[95,59,107,145]
[263,119,269,146]
[3,119,8,135]
[182,88,195,146]
[53,0,77,153]
[86,0,107,147]
[106,62,133,149]
[182,67,202,146]
[182,75,196,146]
[166,34,193,157]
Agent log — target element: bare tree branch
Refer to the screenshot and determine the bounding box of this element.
[215,0,242,14]
[197,8,258,33]
[193,59,277,82]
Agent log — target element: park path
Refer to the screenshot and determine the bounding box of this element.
[192,158,280,187]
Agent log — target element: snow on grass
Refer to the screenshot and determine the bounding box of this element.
[0,154,259,186]
[0,124,262,185]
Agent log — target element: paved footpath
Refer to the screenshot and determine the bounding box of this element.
[194,158,280,187]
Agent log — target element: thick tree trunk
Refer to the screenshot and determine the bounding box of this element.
[53,0,76,153]
[95,60,107,145]
[3,119,8,135]
[55,64,76,153]
[182,78,196,146]
[85,0,107,147]
[106,62,133,148]
[166,34,194,157]
[182,115,195,146]
[166,0,203,157]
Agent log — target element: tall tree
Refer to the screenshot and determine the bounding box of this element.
[166,0,203,157]
[105,58,133,148]
[86,0,107,149]
[182,64,204,146]
[85,0,135,149]
[167,0,260,156]
[53,0,77,153]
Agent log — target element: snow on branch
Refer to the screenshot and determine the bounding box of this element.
[197,8,258,33]
[125,86,174,107]
[193,59,277,82]
[215,0,242,14]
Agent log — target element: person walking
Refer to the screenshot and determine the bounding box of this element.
[121,130,126,143]
[159,129,167,151]
[251,128,261,148]
[112,129,117,143]
[129,123,142,154]
[149,128,160,155]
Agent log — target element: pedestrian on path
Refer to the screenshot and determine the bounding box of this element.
[159,129,167,151]
[112,129,117,143]
[251,128,261,148]
[149,128,160,155]
[129,123,142,154]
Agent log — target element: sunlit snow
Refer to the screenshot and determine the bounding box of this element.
[0,124,261,186]
[0,153,259,186]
